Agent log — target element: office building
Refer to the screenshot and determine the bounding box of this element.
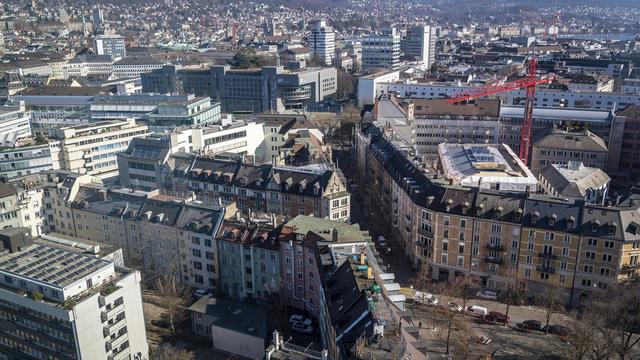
[146,97,221,130]
[94,34,126,60]
[90,94,194,121]
[530,127,608,175]
[403,25,436,68]
[92,7,104,32]
[362,28,401,71]
[0,100,32,145]
[0,227,149,360]
[142,64,337,113]
[309,21,335,66]
[65,54,113,79]
[112,56,164,79]
[57,119,149,180]
[0,139,61,182]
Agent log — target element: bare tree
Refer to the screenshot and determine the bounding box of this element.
[439,276,477,318]
[153,274,193,335]
[151,344,194,360]
[499,283,525,326]
[451,319,475,360]
[599,282,640,359]
[538,283,566,334]
[565,309,612,360]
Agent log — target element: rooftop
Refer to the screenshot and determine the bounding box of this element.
[284,215,369,244]
[189,295,267,338]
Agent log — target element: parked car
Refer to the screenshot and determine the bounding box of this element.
[193,288,210,299]
[476,290,498,301]
[378,236,387,247]
[517,320,543,332]
[414,291,438,305]
[543,324,571,337]
[466,305,488,316]
[291,322,314,334]
[289,315,312,326]
[486,311,511,324]
[447,302,463,312]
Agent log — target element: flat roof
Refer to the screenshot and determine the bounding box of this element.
[189,295,267,337]
[285,215,368,243]
[0,244,111,288]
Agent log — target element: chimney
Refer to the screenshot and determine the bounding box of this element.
[331,227,338,242]
[272,330,281,350]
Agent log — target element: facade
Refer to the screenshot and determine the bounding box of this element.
[356,123,640,303]
[615,105,640,177]
[57,119,150,180]
[0,100,31,145]
[90,93,194,121]
[362,28,401,71]
[0,227,148,360]
[530,127,608,175]
[403,25,436,68]
[309,21,335,66]
[94,34,126,60]
[11,93,94,137]
[65,54,113,79]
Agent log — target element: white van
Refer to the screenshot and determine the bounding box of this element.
[414,291,438,305]
[466,305,488,316]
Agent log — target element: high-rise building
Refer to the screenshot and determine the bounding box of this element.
[403,25,436,68]
[0,227,149,359]
[92,6,104,32]
[309,21,335,66]
[94,34,126,60]
[362,28,401,71]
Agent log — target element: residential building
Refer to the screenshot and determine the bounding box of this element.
[0,227,148,360]
[0,183,22,230]
[538,162,610,204]
[403,25,436,68]
[94,34,126,60]
[309,21,335,66]
[530,126,609,175]
[438,143,538,193]
[614,105,640,178]
[362,28,401,71]
[112,56,164,79]
[65,54,113,79]
[57,119,150,180]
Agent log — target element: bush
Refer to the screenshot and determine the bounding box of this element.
[62,299,76,310]
[32,291,43,302]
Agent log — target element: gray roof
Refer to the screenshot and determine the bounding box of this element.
[540,163,610,198]
[114,56,163,66]
[533,127,607,152]
[188,296,267,338]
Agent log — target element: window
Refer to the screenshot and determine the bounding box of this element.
[195,275,203,284]
[602,254,612,262]
[459,232,466,241]
[205,252,214,260]
[460,219,466,228]
[526,255,532,264]
[491,224,501,233]
[582,279,592,287]
[207,264,215,273]
[585,251,596,260]
[458,243,465,254]
[441,254,448,264]
[528,242,534,251]
[604,241,614,249]
[587,238,598,247]
[442,242,448,251]
[443,229,449,238]
[512,240,518,249]
[204,239,212,247]
[564,234,571,243]
[193,261,202,270]
[457,256,464,267]
[443,217,450,226]
[524,268,531,278]
[192,249,201,257]
[562,248,569,256]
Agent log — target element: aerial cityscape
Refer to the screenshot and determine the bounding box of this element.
[0,0,639,359]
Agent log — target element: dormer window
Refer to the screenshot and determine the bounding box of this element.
[238,178,245,185]
[494,206,503,220]
[427,196,435,206]
[462,202,470,215]
[445,198,453,212]
[566,216,575,229]
[592,219,601,233]
[531,211,540,224]
[609,222,618,235]
[549,213,557,227]
[515,208,523,222]
[284,183,289,191]
[476,203,485,216]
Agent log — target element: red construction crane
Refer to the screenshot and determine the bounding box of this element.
[446,58,553,166]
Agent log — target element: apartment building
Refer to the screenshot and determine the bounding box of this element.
[57,119,150,180]
[614,105,640,178]
[0,227,148,360]
[166,156,350,221]
[362,28,401,71]
[357,122,640,303]
[309,21,335,66]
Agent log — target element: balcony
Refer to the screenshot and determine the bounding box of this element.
[484,256,503,265]
[538,252,558,260]
[416,241,433,250]
[620,263,640,271]
[486,243,505,251]
[537,265,556,274]
[417,227,433,237]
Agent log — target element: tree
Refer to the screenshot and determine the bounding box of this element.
[598,282,640,359]
[228,48,265,69]
[151,344,194,360]
[451,319,475,360]
[499,283,525,326]
[152,274,193,335]
[565,309,612,360]
[539,283,566,334]
[439,276,477,318]
[336,69,355,100]
[307,54,324,67]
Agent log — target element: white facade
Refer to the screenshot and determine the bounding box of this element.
[357,70,401,107]
[169,121,265,157]
[404,25,436,68]
[95,35,126,60]
[309,21,335,66]
[58,119,150,179]
[0,237,148,359]
[0,100,31,145]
